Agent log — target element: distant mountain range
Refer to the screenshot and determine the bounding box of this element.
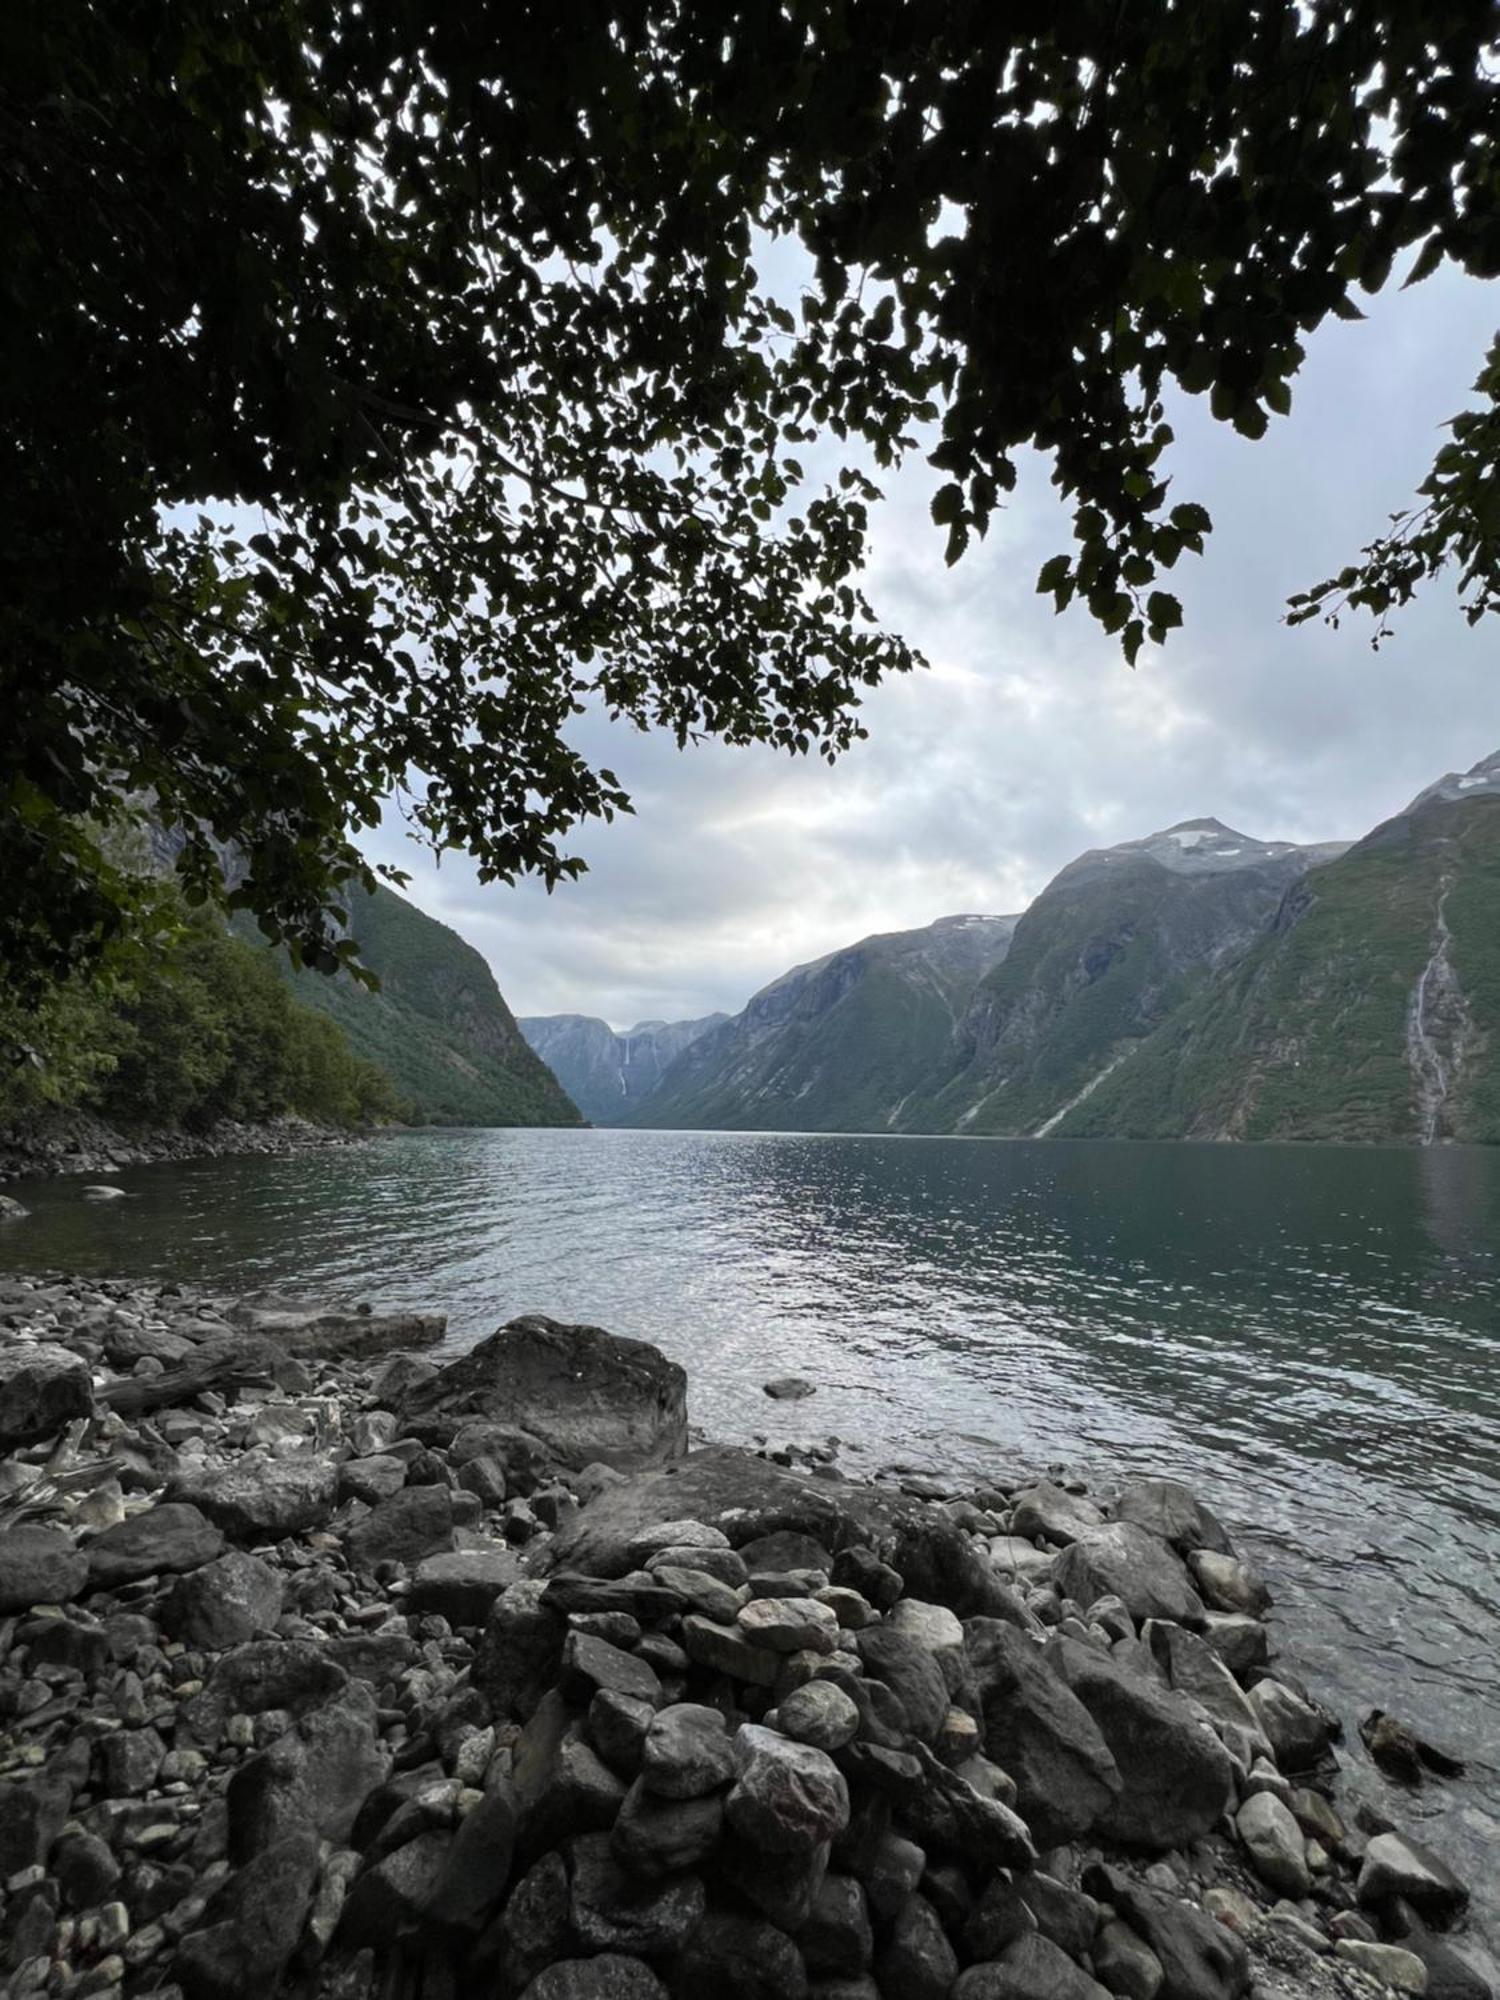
[622,914,1020,1132]
[516,1013,727,1125]
[520,751,1500,1144]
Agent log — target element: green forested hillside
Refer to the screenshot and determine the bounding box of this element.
[0,901,401,1132]
[902,825,1338,1136]
[277,884,582,1128]
[1064,794,1500,1143]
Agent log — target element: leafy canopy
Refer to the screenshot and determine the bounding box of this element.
[4,1,1497,990]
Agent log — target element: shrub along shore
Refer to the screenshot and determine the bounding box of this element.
[0,1274,1487,2000]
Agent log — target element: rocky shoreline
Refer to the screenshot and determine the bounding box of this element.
[0,1275,1487,2000]
[0,1117,368,1190]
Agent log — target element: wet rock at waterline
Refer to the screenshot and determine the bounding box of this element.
[0,1269,1487,2000]
[763,1375,816,1400]
[0,1338,94,1447]
[399,1313,689,1468]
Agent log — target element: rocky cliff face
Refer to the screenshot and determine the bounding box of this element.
[1066,764,1500,1144]
[632,915,1019,1132]
[518,1013,727,1125]
[904,824,1347,1137]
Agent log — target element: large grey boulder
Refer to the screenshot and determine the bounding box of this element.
[547,1447,863,1579]
[964,1619,1120,1845]
[1052,1523,1205,1628]
[1010,1481,1105,1546]
[227,1683,389,1858]
[0,1341,93,1447]
[408,1546,523,1624]
[344,1483,455,1572]
[0,1525,89,1612]
[426,1780,519,1941]
[1145,1621,1272,1762]
[1050,1637,1235,1851]
[474,1580,567,1720]
[1245,1677,1336,1771]
[172,1454,338,1541]
[174,1827,321,2000]
[1236,1791,1311,1896]
[164,1549,284,1650]
[87,1501,224,1587]
[726,1723,850,1856]
[1114,1478,1233,1556]
[1358,1831,1470,1921]
[399,1315,688,1469]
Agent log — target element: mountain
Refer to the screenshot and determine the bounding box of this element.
[903,820,1350,1137]
[517,1012,728,1124]
[631,914,1020,1132]
[1060,753,1500,1143]
[277,885,583,1127]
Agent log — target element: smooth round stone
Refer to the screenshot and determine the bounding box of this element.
[644,1545,750,1588]
[1333,1940,1428,1994]
[816,1586,876,1631]
[625,1521,731,1567]
[776,1680,860,1753]
[736,1596,839,1655]
[1189,1549,1272,1617]
[640,1704,736,1800]
[887,1598,965,1657]
[1236,1792,1311,1898]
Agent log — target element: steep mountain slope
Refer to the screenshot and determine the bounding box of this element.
[518,1012,727,1124]
[904,822,1348,1137]
[277,885,583,1127]
[1064,756,1500,1143]
[632,915,1019,1132]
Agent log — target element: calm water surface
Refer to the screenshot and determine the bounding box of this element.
[4,1128,1498,1958]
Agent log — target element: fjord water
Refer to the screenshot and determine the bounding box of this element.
[6,1128,1499,1946]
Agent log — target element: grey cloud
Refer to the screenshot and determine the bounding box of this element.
[367,265,1500,1026]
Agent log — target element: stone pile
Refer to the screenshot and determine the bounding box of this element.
[0,1274,1487,2000]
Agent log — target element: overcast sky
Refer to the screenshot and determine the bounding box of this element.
[367,266,1499,1029]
